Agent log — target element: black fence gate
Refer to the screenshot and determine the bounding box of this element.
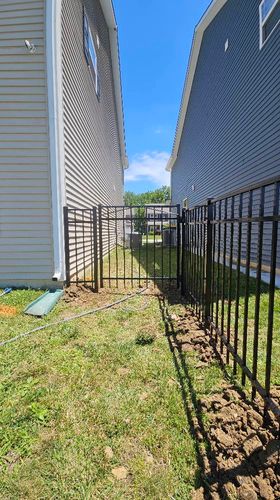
[98,204,181,289]
[64,204,181,291]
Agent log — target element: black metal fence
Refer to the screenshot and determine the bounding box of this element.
[63,207,99,291]
[64,204,181,291]
[181,176,280,419]
[63,181,280,418]
[99,205,181,288]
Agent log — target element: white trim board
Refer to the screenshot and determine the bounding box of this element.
[166,0,228,172]
[46,0,66,282]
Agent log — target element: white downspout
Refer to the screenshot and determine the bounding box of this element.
[46,0,66,282]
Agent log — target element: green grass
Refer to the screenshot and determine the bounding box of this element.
[186,254,280,388]
[0,288,224,499]
[1,244,278,497]
[101,243,178,289]
[145,234,162,242]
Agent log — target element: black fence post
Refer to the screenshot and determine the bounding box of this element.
[92,206,99,293]
[176,204,181,289]
[264,181,279,419]
[63,206,70,287]
[181,208,186,296]
[98,204,104,288]
[204,199,213,328]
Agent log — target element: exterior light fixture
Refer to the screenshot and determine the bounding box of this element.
[24,40,36,54]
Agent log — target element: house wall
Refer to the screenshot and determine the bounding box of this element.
[61,0,124,211]
[171,0,280,268]
[0,0,54,288]
[172,0,280,207]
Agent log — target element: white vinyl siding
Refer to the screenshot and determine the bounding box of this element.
[0,0,54,287]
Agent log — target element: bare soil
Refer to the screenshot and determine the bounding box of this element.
[0,305,17,317]
[170,308,280,499]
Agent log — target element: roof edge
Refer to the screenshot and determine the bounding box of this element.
[100,0,128,169]
[100,0,117,29]
[166,0,228,172]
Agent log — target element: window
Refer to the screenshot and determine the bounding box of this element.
[259,0,280,48]
[83,9,100,96]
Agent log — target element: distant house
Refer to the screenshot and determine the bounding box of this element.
[168,0,280,207]
[146,205,171,234]
[0,0,127,289]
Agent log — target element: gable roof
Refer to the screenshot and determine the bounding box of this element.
[100,0,128,169]
[166,0,228,172]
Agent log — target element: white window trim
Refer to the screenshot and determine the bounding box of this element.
[259,0,280,49]
[83,9,100,96]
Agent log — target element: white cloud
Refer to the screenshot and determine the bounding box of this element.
[154,127,163,135]
[125,151,170,187]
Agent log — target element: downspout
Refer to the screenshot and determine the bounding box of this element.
[46,0,66,282]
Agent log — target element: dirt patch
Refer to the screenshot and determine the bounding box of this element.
[104,446,114,460]
[0,305,17,317]
[111,466,128,480]
[63,284,154,307]
[169,308,280,499]
[63,285,97,305]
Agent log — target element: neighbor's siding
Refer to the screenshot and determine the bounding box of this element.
[61,0,124,211]
[0,0,54,287]
[171,0,280,267]
[172,0,280,206]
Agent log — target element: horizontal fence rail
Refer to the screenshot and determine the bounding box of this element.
[182,177,280,420]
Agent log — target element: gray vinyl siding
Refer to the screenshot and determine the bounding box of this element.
[172,0,280,207]
[61,0,124,213]
[171,0,280,268]
[0,0,54,287]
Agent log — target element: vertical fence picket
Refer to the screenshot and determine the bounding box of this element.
[242,190,253,386]
[205,199,213,327]
[226,196,235,364]
[181,209,186,296]
[63,206,70,287]
[92,206,99,293]
[98,205,104,288]
[252,187,265,399]
[176,204,181,289]
[233,192,243,375]
[264,181,279,418]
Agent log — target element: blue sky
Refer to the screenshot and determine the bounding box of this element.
[113,0,210,194]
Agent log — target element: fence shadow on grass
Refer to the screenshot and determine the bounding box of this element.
[101,241,179,292]
[101,240,280,395]
[158,292,280,497]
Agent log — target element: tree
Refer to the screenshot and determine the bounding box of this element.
[124,186,170,206]
[124,186,171,234]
